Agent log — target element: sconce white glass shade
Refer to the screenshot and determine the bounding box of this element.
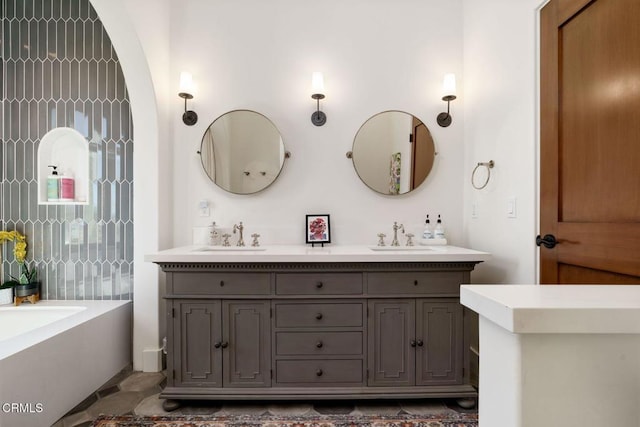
[442,73,457,99]
[179,71,195,96]
[311,72,325,95]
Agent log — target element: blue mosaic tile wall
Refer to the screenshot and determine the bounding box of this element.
[1,0,134,300]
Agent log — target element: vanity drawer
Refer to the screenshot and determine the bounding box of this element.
[274,302,364,328]
[276,273,363,295]
[367,272,464,295]
[275,359,363,385]
[171,272,271,295]
[275,331,363,356]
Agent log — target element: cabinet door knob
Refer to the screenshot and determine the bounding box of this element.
[219,280,225,287]
[315,313,323,320]
[416,339,424,347]
[316,341,323,348]
[316,369,323,376]
[316,281,324,289]
[220,341,229,348]
[410,339,417,347]
[214,342,222,349]
[414,280,418,286]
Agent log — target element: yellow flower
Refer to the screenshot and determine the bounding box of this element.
[0,230,28,264]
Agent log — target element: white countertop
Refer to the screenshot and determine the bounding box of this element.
[461,284,640,334]
[144,244,491,264]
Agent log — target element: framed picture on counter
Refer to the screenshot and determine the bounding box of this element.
[305,214,331,246]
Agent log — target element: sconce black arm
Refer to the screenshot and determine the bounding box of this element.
[437,94,456,128]
[311,93,326,126]
[179,92,198,126]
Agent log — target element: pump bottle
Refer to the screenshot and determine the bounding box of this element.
[47,165,60,201]
[434,214,446,239]
[422,215,433,239]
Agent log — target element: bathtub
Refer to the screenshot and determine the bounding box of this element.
[0,300,132,427]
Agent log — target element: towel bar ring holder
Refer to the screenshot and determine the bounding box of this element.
[471,160,494,190]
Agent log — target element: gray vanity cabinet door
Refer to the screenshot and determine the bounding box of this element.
[368,300,415,386]
[223,301,271,387]
[174,301,223,387]
[415,299,463,386]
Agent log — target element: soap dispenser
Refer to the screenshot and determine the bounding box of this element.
[434,214,446,239]
[422,215,433,240]
[209,222,221,246]
[47,165,60,202]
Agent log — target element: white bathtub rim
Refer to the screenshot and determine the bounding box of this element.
[0,300,132,361]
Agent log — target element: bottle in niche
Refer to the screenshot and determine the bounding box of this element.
[434,214,446,239]
[422,214,433,239]
[47,165,60,202]
[59,170,75,202]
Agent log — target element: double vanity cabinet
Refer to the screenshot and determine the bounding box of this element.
[146,245,490,406]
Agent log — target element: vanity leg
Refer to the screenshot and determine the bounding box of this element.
[162,399,182,412]
[455,398,477,409]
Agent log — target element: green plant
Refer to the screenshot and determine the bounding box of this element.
[0,280,18,290]
[10,261,38,285]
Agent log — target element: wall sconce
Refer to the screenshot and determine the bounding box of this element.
[178,71,198,126]
[310,72,327,126]
[436,73,457,127]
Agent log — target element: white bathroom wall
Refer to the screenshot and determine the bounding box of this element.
[169,0,465,247]
[90,0,171,371]
[90,0,550,370]
[462,0,546,284]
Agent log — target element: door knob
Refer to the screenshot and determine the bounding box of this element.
[220,341,229,348]
[410,339,417,347]
[316,341,323,348]
[536,234,558,249]
[316,369,323,376]
[315,313,323,320]
[214,342,221,349]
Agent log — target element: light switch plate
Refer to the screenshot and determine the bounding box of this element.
[507,197,517,218]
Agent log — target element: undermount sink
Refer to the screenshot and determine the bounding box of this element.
[369,246,432,251]
[192,246,267,252]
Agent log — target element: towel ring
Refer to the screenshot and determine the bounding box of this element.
[471,160,494,190]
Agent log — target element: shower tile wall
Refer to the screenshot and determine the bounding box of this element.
[1,0,134,300]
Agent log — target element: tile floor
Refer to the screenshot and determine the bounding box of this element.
[53,367,477,427]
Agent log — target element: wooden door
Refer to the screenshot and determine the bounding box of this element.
[368,300,415,386]
[540,0,640,284]
[415,300,463,386]
[410,117,434,190]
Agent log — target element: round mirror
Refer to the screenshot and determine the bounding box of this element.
[200,110,287,194]
[350,111,435,195]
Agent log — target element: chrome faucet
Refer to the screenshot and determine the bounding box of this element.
[391,221,405,246]
[233,221,245,246]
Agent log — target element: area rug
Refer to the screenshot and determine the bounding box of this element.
[91,413,478,427]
